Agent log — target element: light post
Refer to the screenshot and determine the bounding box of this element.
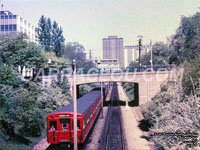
[150,40,153,71]
[72,59,77,150]
[137,35,143,72]
[96,58,104,118]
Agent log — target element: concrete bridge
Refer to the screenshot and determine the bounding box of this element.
[41,68,182,105]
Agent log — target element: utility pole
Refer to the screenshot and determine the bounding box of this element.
[72,60,77,150]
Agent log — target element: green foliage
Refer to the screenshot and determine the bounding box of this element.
[0,34,46,68]
[13,43,47,68]
[141,81,200,149]
[0,66,21,87]
[43,51,69,69]
[0,33,27,65]
[129,61,139,68]
[52,21,65,57]
[140,42,171,65]
[0,84,44,138]
[64,42,87,66]
[121,82,134,100]
[37,16,65,57]
[182,57,200,95]
[37,82,71,113]
[79,84,94,97]
[170,12,200,65]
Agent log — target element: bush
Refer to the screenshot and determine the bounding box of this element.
[0,66,21,87]
[37,82,71,113]
[141,81,200,149]
[0,84,44,139]
[182,57,200,95]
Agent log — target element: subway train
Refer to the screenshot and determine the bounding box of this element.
[47,86,108,145]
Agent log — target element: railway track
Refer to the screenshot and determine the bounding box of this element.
[102,83,125,150]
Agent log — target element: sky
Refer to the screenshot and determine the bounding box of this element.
[2,0,200,58]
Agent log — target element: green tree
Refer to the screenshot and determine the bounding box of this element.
[36,15,47,50]
[170,12,200,65]
[0,34,46,68]
[37,16,65,56]
[0,84,44,138]
[0,66,21,87]
[46,18,52,51]
[0,33,27,65]
[139,42,171,65]
[64,42,87,66]
[52,21,65,57]
[13,43,47,68]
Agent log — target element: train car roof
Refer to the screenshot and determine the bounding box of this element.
[53,90,101,115]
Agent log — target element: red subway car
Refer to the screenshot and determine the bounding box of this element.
[47,87,107,145]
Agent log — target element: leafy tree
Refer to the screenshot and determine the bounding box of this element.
[0,84,44,138]
[0,34,46,69]
[13,43,47,68]
[0,33,27,65]
[139,42,171,65]
[64,42,87,66]
[170,12,200,65]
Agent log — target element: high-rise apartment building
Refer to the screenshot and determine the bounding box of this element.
[0,10,36,42]
[103,36,124,68]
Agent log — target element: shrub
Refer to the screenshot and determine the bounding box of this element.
[141,81,200,149]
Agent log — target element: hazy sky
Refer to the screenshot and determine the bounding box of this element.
[2,0,200,58]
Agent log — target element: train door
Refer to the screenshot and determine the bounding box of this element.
[48,120,58,143]
[59,119,71,142]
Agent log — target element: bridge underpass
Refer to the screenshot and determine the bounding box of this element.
[41,70,179,105]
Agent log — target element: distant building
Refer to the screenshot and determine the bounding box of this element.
[0,10,36,42]
[123,45,150,67]
[96,59,120,72]
[103,36,124,68]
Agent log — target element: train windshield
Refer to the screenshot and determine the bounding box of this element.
[72,120,81,130]
[60,119,70,130]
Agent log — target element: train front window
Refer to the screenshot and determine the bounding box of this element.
[49,121,57,130]
[72,120,81,130]
[60,119,70,130]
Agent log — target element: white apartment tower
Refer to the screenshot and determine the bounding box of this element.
[0,10,36,42]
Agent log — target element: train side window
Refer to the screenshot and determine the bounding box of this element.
[83,119,85,129]
[60,119,70,130]
[87,113,89,124]
[77,120,80,130]
[50,121,57,130]
[90,111,92,118]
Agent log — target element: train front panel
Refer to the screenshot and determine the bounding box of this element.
[47,113,83,144]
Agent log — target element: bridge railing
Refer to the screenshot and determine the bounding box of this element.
[41,65,175,76]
